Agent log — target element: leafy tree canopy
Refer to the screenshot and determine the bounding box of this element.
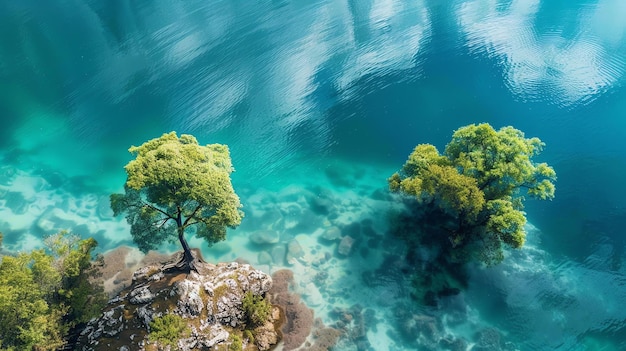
[110,132,243,270]
[0,231,105,351]
[390,123,556,265]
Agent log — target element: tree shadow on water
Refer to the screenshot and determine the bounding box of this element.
[385,199,471,307]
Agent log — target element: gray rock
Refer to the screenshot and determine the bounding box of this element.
[200,325,230,348]
[132,265,159,282]
[246,269,273,296]
[214,286,244,327]
[77,259,277,350]
[338,236,355,256]
[129,286,155,305]
[136,305,155,328]
[174,280,205,317]
[100,306,125,337]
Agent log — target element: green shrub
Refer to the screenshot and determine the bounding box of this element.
[229,334,242,351]
[149,314,189,349]
[242,291,272,327]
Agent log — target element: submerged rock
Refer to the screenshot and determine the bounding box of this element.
[337,236,355,256]
[250,229,281,245]
[286,238,304,264]
[271,245,287,265]
[320,226,342,242]
[76,254,281,351]
[210,242,233,256]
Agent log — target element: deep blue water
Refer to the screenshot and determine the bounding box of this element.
[1,1,626,350]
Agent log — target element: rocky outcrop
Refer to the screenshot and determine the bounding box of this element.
[76,257,281,351]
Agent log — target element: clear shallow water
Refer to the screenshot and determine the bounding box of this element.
[1,1,625,350]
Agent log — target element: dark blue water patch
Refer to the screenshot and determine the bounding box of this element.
[526,153,626,262]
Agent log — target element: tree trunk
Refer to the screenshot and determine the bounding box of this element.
[178,227,196,269]
[163,211,199,273]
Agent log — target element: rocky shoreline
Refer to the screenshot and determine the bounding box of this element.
[77,254,281,351]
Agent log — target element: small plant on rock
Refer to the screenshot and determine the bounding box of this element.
[242,291,272,327]
[229,334,243,351]
[149,314,189,350]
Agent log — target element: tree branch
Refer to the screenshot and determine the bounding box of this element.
[155,217,170,230]
[141,201,175,219]
[183,204,203,228]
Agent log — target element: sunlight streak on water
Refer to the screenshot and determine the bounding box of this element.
[115,0,435,179]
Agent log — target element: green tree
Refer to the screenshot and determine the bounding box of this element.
[0,251,65,350]
[110,132,244,271]
[44,231,107,326]
[390,123,556,266]
[0,231,105,350]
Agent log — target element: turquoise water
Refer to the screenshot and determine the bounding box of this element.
[1,1,626,350]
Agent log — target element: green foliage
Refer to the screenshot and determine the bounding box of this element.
[149,314,189,350]
[0,231,106,350]
[443,124,556,201]
[110,132,244,258]
[242,291,272,327]
[45,231,108,326]
[390,123,556,266]
[0,251,65,350]
[229,334,243,351]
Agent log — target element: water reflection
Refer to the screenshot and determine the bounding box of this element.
[457,0,626,107]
